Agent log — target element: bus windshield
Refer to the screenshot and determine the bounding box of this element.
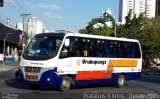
[22,34,63,60]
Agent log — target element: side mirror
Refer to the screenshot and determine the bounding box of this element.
[65,39,70,46]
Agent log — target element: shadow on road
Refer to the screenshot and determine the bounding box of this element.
[5,78,126,92]
[5,78,31,90]
[138,72,160,84]
[5,78,61,92]
[72,83,120,91]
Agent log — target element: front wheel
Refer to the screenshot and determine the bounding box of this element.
[60,76,72,92]
[116,74,125,88]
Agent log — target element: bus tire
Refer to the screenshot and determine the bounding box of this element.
[60,76,72,92]
[30,84,42,90]
[116,74,125,88]
[15,70,20,81]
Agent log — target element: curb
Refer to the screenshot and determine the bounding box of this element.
[0,67,18,72]
[0,68,10,72]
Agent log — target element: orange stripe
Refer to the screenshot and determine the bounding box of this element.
[106,65,114,78]
[76,71,106,80]
[75,59,137,80]
[105,60,114,78]
[115,60,137,67]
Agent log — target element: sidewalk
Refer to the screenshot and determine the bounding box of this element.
[0,61,19,72]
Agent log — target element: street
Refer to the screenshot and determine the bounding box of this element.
[0,70,160,99]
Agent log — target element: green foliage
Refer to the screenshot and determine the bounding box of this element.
[117,11,160,59]
[22,32,29,45]
[79,10,160,59]
[79,12,114,36]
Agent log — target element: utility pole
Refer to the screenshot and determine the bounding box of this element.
[21,13,31,51]
[114,0,117,37]
[21,13,31,33]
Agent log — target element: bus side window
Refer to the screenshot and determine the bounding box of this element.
[110,41,116,58]
[89,40,94,57]
[78,38,88,57]
[128,43,135,58]
[59,44,68,58]
[75,38,80,57]
[101,40,105,57]
[95,40,102,57]
[82,38,87,57]
[104,40,110,57]
[135,43,141,58]
[59,37,76,58]
[122,42,127,58]
[125,43,130,58]
[117,42,123,58]
[68,37,76,57]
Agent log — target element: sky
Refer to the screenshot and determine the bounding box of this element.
[0,0,119,32]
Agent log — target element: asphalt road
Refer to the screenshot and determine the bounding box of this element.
[0,70,160,99]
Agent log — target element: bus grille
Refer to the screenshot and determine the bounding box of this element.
[24,67,41,81]
[25,75,39,80]
[25,67,41,73]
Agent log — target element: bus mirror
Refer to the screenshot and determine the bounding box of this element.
[65,39,69,46]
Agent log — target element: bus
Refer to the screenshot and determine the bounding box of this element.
[17,32,142,91]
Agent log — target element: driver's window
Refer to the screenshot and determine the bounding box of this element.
[59,37,75,58]
[59,44,68,58]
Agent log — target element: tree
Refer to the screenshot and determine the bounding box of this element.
[79,15,114,36]
[117,10,160,60]
[79,10,160,60]
[22,32,29,46]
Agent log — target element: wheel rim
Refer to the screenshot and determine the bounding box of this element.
[62,80,70,88]
[119,76,124,86]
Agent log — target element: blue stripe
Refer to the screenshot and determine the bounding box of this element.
[20,69,141,87]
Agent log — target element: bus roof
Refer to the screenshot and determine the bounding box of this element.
[64,32,139,43]
[37,32,139,43]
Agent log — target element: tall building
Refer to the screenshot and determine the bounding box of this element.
[156,0,160,16]
[119,0,156,24]
[92,8,113,28]
[16,22,23,31]
[27,17,43,39]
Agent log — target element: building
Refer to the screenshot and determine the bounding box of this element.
[15,22,23,31]
[0,23,22,61]
[156,0,160,16]
[119,0,156,24]
[92,8,113,28]
[27,17,43,39]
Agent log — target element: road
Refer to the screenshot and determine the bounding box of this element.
[0,70,160,99]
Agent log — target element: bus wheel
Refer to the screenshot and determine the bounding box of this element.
[60,76,72,92]
[30,84,42,90]
[15,70,20,81]
[116,74,125,88]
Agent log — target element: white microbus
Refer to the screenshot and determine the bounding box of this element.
[18,32,142,91]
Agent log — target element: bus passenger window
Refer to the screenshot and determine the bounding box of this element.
[75,45,80,57]
[110,41,116,58]
[89,41,94,57]
[75,38,80,57]
[135,43,141,58]
[104,41,110,57]
[95,40,102,57]
[122,43,127,58]
[83,48,88,57]
[128,43,135,58]
[117,42,123,58]
[59,37,76,58]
